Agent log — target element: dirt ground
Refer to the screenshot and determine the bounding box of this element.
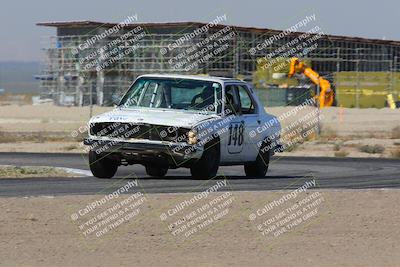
[0,165,88,178]
[0,104,111,133]
[1,104,398,135]
[0,104,400,157]
[0,165,71,178]
[0,190,399,267]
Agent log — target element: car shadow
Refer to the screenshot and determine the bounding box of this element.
[113,175,303,181]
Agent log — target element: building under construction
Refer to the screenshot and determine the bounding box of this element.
[37,20,400,107]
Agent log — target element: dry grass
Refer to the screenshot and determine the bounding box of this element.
[0,131,81,143]
[333,142,344,151]
[320,126,338,139]
[284,144,299,152]
[358,144,385,154]
[391,149,400,158]
[334,150,349,157]
[63,144,79,151]
[72,130,88,142]
[392,126,400,139]
[0,165,73,178]
[0,131,17,143]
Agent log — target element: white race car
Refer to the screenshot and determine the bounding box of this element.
[84,74,281,179]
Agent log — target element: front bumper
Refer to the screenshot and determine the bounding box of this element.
[83,138,203,159]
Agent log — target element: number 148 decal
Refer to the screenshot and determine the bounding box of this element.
[228,122,244,146]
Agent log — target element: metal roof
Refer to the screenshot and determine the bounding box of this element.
[36,20,400,46]
[138,74,242,83]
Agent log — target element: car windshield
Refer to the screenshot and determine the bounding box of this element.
[119,77,223,113]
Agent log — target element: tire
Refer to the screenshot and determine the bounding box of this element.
[244,142,270,178]
[89,150,118,179]
[145,165,168,177]
[190,142,220,179]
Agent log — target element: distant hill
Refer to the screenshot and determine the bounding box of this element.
[0,61,40,93]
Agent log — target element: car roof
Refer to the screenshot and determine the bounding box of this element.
[137,74,244,84]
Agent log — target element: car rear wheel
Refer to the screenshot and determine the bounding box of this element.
[244,142,270,178]
[89,150,118,179]
[145,165,168,177]
[190,143,220,179]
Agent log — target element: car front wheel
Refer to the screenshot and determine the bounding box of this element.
[89,150,118,179]
[190,143,220,179]
[244,142,270,178]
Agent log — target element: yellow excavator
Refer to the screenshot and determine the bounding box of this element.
[288,57,335,108]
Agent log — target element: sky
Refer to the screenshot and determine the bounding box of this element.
[0,0,398,62]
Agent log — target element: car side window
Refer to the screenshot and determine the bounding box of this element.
[224,85,240,115]
[237,85,256,114]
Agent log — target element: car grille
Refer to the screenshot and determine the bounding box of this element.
[90,122,189,142]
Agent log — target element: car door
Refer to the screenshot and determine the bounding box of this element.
[221,84,245,162]
[236,84,260,162]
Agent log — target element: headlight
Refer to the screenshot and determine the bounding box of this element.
[187,130,198,145]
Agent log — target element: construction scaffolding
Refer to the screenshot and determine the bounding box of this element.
[37,21,400,107]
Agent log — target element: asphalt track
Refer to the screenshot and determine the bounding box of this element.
[0,152,399,197]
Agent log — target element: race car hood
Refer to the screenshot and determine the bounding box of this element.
[89,107,218,128]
